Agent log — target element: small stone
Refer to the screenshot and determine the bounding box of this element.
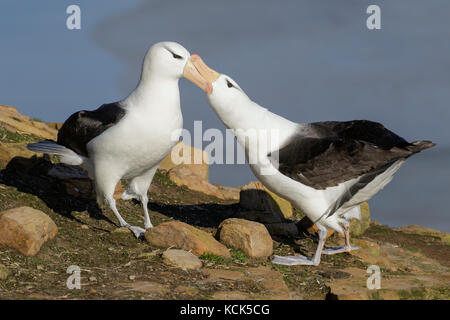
[162,249,203,270]
[112,227,131,234]
[128,275,136,280]
[0,264,11,280]
[88,276,97,282]
[145,221,230,257]
[0,206,58,256]
[88,288,97,295]
[36,265,44,271]
[80,225,89,230]
[216,218,273,258]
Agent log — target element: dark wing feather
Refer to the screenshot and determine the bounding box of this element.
[270,120,434,190]
[57,102,126,157]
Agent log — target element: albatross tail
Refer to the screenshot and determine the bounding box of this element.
[27,140,84,166]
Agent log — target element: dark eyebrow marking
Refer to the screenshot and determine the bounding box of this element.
[165,47,183,59]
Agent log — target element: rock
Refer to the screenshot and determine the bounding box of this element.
[168,165,239,200]
[112,227,132,234]
[162,249,203,270]
[265,222,299,238]
[0,105,58,140]
[46,122,63,131]
[0,207,58,256]
[202,268,246,281]
[216,218,273,258]
[158,142,209,180]
[239,181,293,219]
[349,202,371,236]
[326,266,450,300]
[0,140,39,168]
[395,225,450,245]
[145,221,231,257]
[202,266,291,300]
[245,266,291,300]
[0,264,10,280]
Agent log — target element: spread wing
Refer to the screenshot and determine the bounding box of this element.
[57,102,126,157]
[269,120,434,190]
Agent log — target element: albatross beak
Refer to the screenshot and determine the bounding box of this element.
[189,54,220,85]
[183,55,213,94]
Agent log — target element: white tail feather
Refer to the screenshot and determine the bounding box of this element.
[27,141,84,166]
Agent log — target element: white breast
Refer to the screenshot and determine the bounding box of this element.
[87,104,182,180]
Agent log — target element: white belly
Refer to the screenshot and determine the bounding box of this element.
[87,109,182,180]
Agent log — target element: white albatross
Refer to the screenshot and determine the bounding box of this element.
[27,42,211,238]
[189,57,435,265]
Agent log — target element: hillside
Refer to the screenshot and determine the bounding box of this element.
[0,105,449,300]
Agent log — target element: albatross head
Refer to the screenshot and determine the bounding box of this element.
[142,41,211,93]
[188,55,249,112]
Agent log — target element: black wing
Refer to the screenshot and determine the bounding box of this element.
[57,102,126,157]
[270,120,434,190]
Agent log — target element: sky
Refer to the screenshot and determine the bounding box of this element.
[0,0,449,231]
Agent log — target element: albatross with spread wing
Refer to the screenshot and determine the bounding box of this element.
[190,56,435,265]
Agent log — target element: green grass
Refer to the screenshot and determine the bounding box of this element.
[230,249,248,263]
[0,126,39,143]
[30,117,43,123]
[199,253,225,265]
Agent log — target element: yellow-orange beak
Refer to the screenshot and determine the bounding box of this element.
[183,55,213,94]
[189,54,220,83]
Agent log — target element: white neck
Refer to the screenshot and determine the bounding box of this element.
[211,98,298,155]
[122,72,181,113]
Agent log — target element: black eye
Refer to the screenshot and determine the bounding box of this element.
[172,52,183,59]
[226,80,234,88]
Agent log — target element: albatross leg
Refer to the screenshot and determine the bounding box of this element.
[121,167,157,236]
[104,197,128,228]
[105,196,145,238]
[322,221,358,255]
[273,229,327,266]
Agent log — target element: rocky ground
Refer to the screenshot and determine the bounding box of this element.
[0,105,449,300]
